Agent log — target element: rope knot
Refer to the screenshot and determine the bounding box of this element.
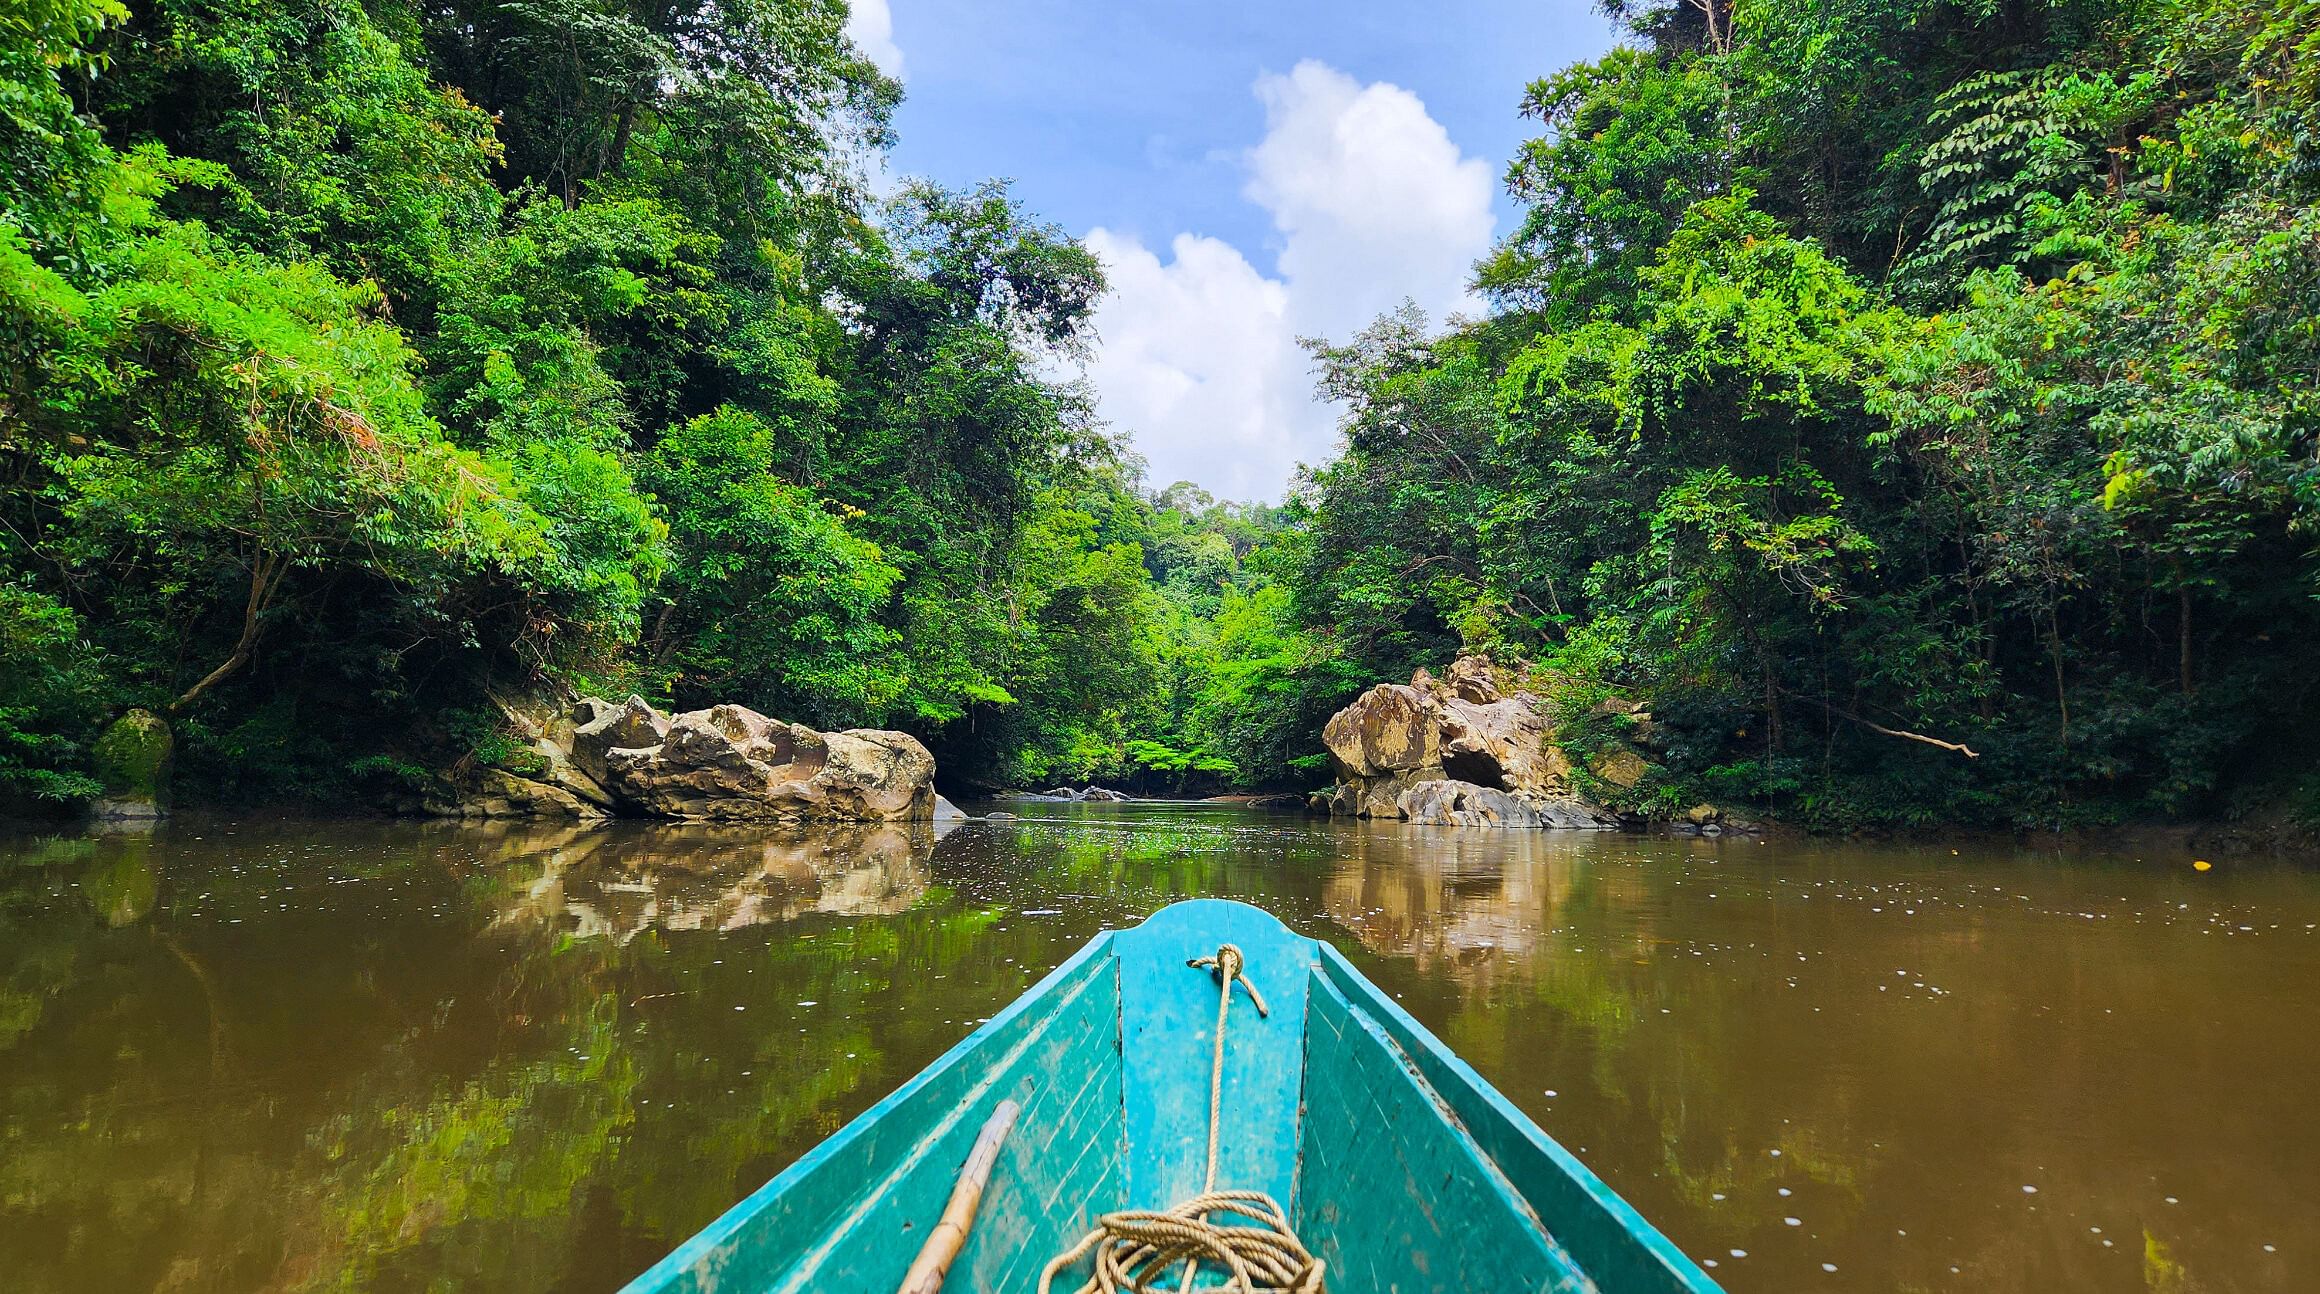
[1188,942,1269,1017]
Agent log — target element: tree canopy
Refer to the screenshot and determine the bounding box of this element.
[8,0,2320,828]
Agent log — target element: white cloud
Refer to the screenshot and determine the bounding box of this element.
[1082,60,1496,500]
[1246,61,1494,334]
[1081,230,1302,502]
[846,0,904,79]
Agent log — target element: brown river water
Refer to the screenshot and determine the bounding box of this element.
[1,803,2314,1293]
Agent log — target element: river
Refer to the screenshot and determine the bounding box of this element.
[1,804,2312,1292]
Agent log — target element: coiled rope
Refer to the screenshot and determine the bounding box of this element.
[1038,943,1325,1294]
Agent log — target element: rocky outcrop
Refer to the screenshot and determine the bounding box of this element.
[1397,779,1618,829]
[460,766,608,820]
[1322,683,1438,781]
[440,697,936,824]
[607,706,934,822]
[1314,655,1619,830]
[570,695,667,788]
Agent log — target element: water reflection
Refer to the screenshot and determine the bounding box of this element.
[0,810,2314,1293]
[490,820,945,941]
[1320,825,1586,975]
[81,847,159,928]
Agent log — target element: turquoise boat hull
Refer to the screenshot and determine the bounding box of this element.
[622,899,1723,1293]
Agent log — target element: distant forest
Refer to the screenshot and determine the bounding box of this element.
[6,0,2320,830]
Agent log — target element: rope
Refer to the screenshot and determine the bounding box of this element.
[1038,943,1324,1294]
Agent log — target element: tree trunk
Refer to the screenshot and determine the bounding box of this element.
[2048,611,2070,754]
[169,552,284,715]
[603,101,638,179]
[2178,584,2194,697]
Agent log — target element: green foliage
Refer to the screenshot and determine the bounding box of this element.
[639,406,899,724]
[11,0,2319,824]
[0,0,1134,800]
[0,586,105,800]
[1287,0,2320,828]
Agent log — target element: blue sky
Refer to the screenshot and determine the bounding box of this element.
[847,1,1625,501]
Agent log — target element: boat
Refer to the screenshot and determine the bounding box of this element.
[622,898,1724,1293]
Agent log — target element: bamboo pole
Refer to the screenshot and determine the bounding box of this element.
[896,1099,1021,1294]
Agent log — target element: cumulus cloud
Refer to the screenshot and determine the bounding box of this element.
[1246,62,1494,334]
[1081,230,1303,503]
[846,0,904,78]
[1082,61,1495,500]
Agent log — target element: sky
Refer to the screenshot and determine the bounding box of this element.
[845,1,1625,502]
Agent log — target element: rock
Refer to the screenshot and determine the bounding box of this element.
[571,695,670,787]
[986,811,1018,820]
[1438,692,1558,793]
[1684,803,1721,826]
[1314,655,1616,828]
[1397,779,1620,830]
[1443,654,1502,704]
[1322,683,1439,779]
[1079,786,1131,802]
[1042,786,1083,800]
[1246,793,1306,810]
[437,696,936,824]
[606,705,935,822]
[522,734,614,809]
[1535,798,1623,829]
[933,794,969,823]
[1400,780,1543,827]
[453,766,609,820]
[1591,749,1652,789]
[91,710,173,820]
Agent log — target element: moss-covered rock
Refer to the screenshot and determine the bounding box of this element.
[91,709,173,818]
[1590,749,1652,790]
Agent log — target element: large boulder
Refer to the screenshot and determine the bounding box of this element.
[603,704,935,823]
[1314,655,1623,830]
[428,696,937,824]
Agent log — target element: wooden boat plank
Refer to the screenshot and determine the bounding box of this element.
[1316,944,1721,1293]
[1116,899,1318,1209]
[772,953,1118,1291]
[775,963,1116,1293]
[1301,969,1594,1293]
[622,932,1118,1294]
[950,996,1125,1294]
